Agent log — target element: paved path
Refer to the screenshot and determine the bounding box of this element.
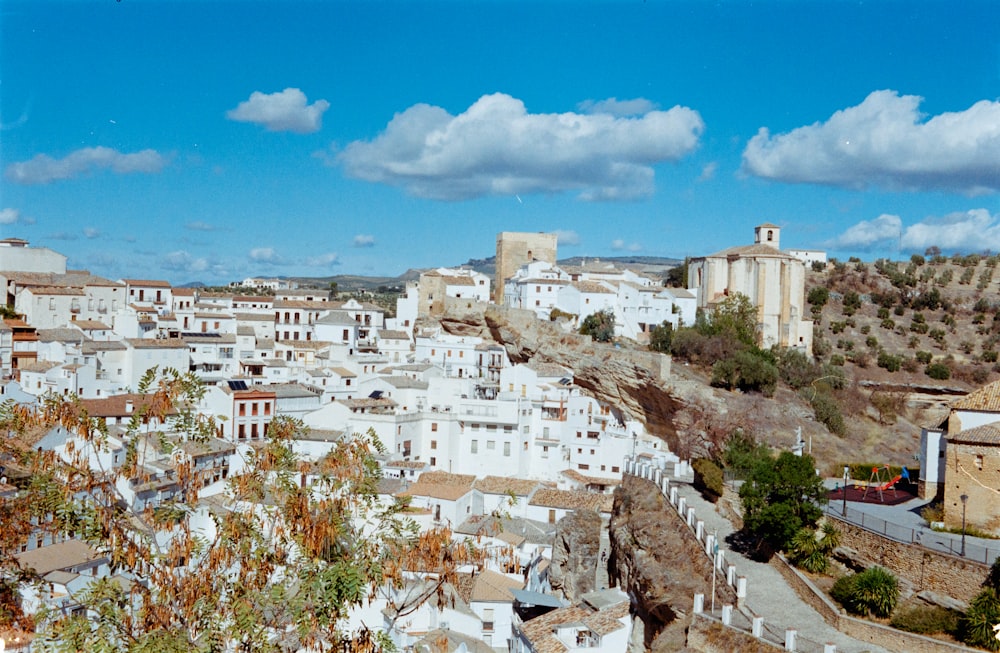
[678,483,893,653]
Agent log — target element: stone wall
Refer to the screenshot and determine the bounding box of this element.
[832,517,986,603]
[771,553,975,653]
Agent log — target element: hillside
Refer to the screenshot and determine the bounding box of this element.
[432,253,1000,474]
[807,254,997,389]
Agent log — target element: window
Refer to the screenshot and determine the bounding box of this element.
[471,440,478,454]
[483,609,494,632]
[612,466,620,473]
[431,440,437,450]
[431,422,438,432]
[430,456,436,466]
[252,402,259,416]
[578,463,589,470]
[238,424,246,439]
[264,402,271,416]
[503,442,510,456]
[239,403,246,416]
[487,440,495,450]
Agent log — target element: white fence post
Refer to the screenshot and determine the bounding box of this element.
[752,616,763,637]
[736,576,747,599]
[721,604,733,625]
[823,644,837,653]
[669,486,678,506]
[677,496,686,515]
[696,520,704,542]
[693,593,704,614]
[726,564,735,586]
[704,533,715,556]
[784,629,797,651]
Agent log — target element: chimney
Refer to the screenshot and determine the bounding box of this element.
[125,399,134,414]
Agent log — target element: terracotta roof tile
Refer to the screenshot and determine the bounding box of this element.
[419,470,476,487]
[949,422,1000,445]
[951,380,1000,412]
[528,488,613,513]
[473,476,540,496]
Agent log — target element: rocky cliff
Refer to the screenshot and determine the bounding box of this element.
[430,303,901,466]
[548,508,601,602]
[609,474,736,652]
[431,305,689,449]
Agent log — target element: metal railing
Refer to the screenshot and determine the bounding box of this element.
[824,504,1000,565]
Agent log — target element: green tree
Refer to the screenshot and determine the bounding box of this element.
[648,321,674,353]
[739,451,828,556]
[789,522,840,574]
[832,567,899,618]
[3,369,473,652]
[842,291,862,316]
[579,309,616,342]
[806,286,830,312]
[664,260,688,288]
[721,429,770,480]
[701,292,758,347]
[960,559,1000,650]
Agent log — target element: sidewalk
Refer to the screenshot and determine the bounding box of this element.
[679,483,893,653]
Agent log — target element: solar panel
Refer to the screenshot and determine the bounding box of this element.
[227,380,248,391]
[369,390,384,399]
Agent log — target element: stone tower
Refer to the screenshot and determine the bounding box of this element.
[494,232,558,304]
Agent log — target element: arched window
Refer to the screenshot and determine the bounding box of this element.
[767,230,774,241]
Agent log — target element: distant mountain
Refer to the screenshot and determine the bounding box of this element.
[183,255,684,291]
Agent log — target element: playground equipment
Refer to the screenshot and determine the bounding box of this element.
[861,464,910,502]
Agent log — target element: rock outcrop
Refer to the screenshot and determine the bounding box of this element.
[430,305,688,449]
[548,509,601,602]
[609,474,736,652]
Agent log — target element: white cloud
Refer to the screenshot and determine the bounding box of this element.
[247,247,339,268]
[5,147,167,185]
[353,234,375,247]
[162,250,209,273]
[227,88,330,134]
[742,90,1000,194]
[304,252,340,267]
[185,221,217,232]
[249,247,283,265]
[577,97,657,117]
[828,214,902,250]
[610,238,642,252]
[554,230,580,246]
[338,93,703,201]
[831,209,1000,253]
[900,209,1000,252]
[83,227,101,239]
[698,162,717,182]
[0,208,20,224]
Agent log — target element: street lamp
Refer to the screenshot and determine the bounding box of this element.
[842,466,850,517]
[960,494,969,557]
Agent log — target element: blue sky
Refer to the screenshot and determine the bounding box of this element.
[2,1,999,285]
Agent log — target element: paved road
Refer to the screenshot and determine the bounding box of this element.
[678,483,894,653]
[823,478,1000,566]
